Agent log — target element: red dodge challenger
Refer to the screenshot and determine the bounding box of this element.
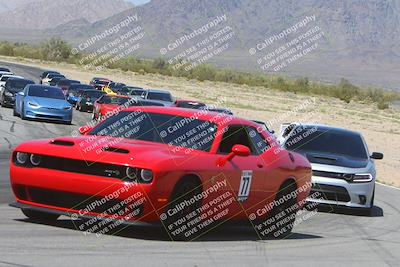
[10,107,311,239]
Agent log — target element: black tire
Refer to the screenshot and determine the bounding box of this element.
[21,105,26,120]
[13,104,17,116]
[269,181,298,239]
[360,187,375,216]
[75,103,79,110]
[21,209,59,221]
[165,179,202,241]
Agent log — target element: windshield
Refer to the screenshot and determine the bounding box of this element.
[284,126,368,159]
[127,88,145,96]
[28,86,65,100]
[147,92,173,102]
[8,80,34,91]
[90,111,217,152]
[96,80,109,85]
[177,102,206,109]
[102,96,130,105]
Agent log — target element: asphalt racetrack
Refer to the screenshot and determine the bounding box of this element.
[0,61,399,267]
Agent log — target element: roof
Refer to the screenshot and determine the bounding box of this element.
[292,123,361,136]
[7,77,32,82]
[147,89,171,94]
[121,106,258,128]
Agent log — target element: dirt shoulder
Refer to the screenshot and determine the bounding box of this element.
[2,56,399,187]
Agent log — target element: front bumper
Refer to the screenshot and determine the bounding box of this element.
[81,103,94,111]
[25,106,72,122]
[10,164,162,222]
[307,176,374,208]
[2,94,15,106]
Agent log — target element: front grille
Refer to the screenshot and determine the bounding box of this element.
[310,184,351,202]
[39,155,128,180]
[313,170,354,182]
[15,186,143,217]
[35,114,63,119]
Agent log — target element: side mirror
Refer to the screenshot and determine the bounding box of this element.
[217,144,250,167]
[370,152,383,160]
[79,125,93,135]
[231,144,251,157]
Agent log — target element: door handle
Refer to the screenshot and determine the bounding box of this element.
[257,162,264,168]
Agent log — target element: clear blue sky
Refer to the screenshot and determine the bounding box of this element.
[127,0,151,5]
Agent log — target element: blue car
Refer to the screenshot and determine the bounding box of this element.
[13,84,73,124]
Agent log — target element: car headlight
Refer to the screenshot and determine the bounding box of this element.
[16,152,29,165]
[140,169,153,183]
[353,174,373,183]
[4,91,13,97]
[30,154,42,166]
[28,101,38,107]
[86,102,92,105]
[125,167,153,183]
[126,167,139,181]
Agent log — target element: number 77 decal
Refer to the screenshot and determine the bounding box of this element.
[237,170,253,202]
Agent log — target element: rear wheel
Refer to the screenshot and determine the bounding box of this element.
[269,181,298,239]
[21,209,59,221]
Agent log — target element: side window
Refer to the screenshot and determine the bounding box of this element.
[218,125,256,154]
[246,127,270,155]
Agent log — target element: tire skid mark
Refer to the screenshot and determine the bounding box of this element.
[3,137,12,149]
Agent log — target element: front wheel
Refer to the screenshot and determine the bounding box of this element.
[269,181,298,239]
[21,209,59,221]
[13,104,18,116]
[360,187,375,216]
[165,179,202,240]
[21,105,26,120]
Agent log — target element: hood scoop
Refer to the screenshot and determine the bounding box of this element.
[50,139,75,146]
[102,147,130,154]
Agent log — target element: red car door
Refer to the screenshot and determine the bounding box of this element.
[211,124,270,221]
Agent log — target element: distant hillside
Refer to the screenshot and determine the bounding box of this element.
[0,0,133,29]
[0,0,399,90]
[0,0,37,13]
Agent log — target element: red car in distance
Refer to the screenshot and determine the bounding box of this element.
[92,94,131,120]
[9,107,312,240]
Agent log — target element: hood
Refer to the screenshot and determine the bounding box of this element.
[14,136,204,168]
[296,150,369,168]
[27,97,70,109]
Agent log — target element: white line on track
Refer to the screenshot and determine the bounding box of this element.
[376,182,400,191]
